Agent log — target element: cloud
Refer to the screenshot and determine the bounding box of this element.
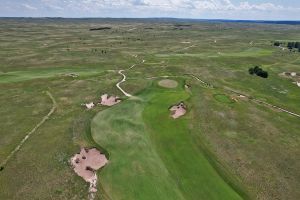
[1,0,299,19]
[22,3,37,10]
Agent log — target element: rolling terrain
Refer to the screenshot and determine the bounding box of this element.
[0,18,299,200]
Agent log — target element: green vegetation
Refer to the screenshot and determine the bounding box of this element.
[274,40,300,51]
[92,82,242,200]
[0,18,299,200]
[248,66,268,78]
[213,94,234,104]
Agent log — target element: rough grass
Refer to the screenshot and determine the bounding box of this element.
[214,94,235,104]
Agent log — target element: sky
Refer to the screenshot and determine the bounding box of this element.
[1,0,300,20]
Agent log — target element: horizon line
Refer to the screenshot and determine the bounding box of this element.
[0,16,300,22]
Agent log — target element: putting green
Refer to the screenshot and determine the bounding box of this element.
[91,83,242,200]
[158,79,178,88]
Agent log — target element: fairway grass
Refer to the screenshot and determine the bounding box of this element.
[91,82,243,200]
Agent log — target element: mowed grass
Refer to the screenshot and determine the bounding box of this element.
[91,81,243,200]
[92,98,185,200]
[0,67,107,83]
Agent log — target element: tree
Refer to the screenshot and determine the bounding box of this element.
[248,66,268,78]
[287,42,295,49]
[274,41,280,46]
[249,68,254,75]
[295,42,300,49]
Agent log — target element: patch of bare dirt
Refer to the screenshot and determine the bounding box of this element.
[169,102,187,119]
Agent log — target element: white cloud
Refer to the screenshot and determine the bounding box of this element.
[22,3,37,10]
[32,0,289,12]
[1,0,299,19]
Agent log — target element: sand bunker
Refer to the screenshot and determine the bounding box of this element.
[82,102,95,109]
[100,94,121,106]
[158,79,178,88]
[71,148,108,199]
[169,102,187,119]
[280,72,300,88]
[281,72,300,78]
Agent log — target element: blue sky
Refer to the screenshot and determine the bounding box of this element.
[1,0,300,20]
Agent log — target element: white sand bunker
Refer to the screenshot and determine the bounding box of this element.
[169,102,187,119]
[158,79,178,88]
[71,148,108,199]
[82,102,95,109]
[100,94,121,106]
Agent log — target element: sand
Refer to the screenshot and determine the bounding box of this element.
[83,102,95,109]
[169,102,187,119]
[100,94,121,106]
[71,148,108,199]
[158,79,178,88]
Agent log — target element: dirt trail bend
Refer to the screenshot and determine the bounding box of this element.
[116,70,132,97]
[0,91,57,169]
[116,60,145,97]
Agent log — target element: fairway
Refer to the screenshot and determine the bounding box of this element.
[91,81,242,200]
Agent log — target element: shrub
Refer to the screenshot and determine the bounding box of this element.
[248,66,268,78]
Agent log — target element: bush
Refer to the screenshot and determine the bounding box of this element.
[248,66,268,78]
[274,41,280,46]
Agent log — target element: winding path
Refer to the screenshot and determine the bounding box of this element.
[116,70,132,97]
[0,91,57,169]
[116,60,145,97]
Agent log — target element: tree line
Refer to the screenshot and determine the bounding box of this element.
[274,41,300,51]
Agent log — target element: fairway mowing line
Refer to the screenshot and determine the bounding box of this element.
[0,91,57,169]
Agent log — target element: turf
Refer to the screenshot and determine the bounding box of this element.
[92,81,242,199]
[0,18,299,200]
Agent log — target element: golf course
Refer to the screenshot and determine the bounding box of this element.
[0,18,299,200]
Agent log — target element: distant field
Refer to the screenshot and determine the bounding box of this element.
[0,18,299,200]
